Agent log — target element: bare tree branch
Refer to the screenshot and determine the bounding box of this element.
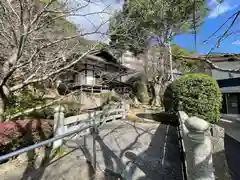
[10,44,98,92]
[0,0,118,121]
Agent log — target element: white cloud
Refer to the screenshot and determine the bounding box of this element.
[208,0,239,18]
[68,0,124,42]
[232,40,240,45]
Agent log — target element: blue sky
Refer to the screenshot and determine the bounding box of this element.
[71,0,240,54]
[174,0,240,54]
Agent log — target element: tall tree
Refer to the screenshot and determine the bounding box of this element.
[108,0,209,106]
[171,44,201,73]
[108,11,149,57]
[109,0,208,53]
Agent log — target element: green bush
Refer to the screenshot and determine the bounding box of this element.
[100,92,121,103]
[163,73,222,124]
[5,88,48,119]
[5,88,57,119]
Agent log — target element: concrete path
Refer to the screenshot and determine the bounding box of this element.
[219,117,240,142]
[0,119,183,180]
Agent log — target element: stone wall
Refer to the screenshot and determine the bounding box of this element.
[178,111,231,180]
[178,111,214,180]
[211,125,231,180]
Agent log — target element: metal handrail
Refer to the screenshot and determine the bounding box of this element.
[0,124,92,162]
[0,105,126,179]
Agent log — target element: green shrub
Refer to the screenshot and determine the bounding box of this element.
[62,100,82,117]
[5,88,58,120]
[6,88,48,118]
[163,73,222,123]
[100,92,121,103]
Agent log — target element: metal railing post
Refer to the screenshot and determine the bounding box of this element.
[92,116,97,170]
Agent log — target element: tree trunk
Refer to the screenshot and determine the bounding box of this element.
[149,82,155,106]
[134,96,139,107]
[0,86,10,122]
[154,83,161,107]
[0,98,5,122]
[0,95,7,122]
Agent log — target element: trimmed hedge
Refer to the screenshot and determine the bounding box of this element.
[0,119,53,156]
[163,73,222,124]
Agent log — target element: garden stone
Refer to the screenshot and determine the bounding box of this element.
[179,111,188,122]
[17,152,29,163]
[185,116,209,132]
[211,124,224,138]
[183,116,214,180]
[34,147,46,168]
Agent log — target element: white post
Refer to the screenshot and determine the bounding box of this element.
[53,105,65,149]
[184,116,214,180]
[121,101,127,119]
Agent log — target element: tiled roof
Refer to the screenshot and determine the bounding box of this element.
[198,53,240,62]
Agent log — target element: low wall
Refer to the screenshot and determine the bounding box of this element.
[53,102,128,148]
[177,111,215,180]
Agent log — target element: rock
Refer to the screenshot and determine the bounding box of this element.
[17,152,29,163]
[211,124,225,138]
[34,147,46,168]
[185,116,209,132]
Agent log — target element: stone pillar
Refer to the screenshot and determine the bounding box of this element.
[184,116,215,180]
[121,101,126,119]
[178,111,189,136]
[53,106,65,149]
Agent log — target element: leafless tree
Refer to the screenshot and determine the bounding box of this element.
[0,0,115,121]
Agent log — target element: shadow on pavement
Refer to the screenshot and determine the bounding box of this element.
[136,112,178,126]
[96,134,125,180]
[212,149,231,180]
[93,114,182,179]
[123,123,183,180]
[95,125,153,180]
[224,133,240,180]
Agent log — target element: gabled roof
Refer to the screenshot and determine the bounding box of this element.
[198,53,240,62]
[89,49,118,64]
[82,49,136,73]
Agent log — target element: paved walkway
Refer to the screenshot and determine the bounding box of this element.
[0,118,183,180]
[220,115,240,142]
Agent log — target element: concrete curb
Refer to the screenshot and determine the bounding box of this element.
[221,114,240,122]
